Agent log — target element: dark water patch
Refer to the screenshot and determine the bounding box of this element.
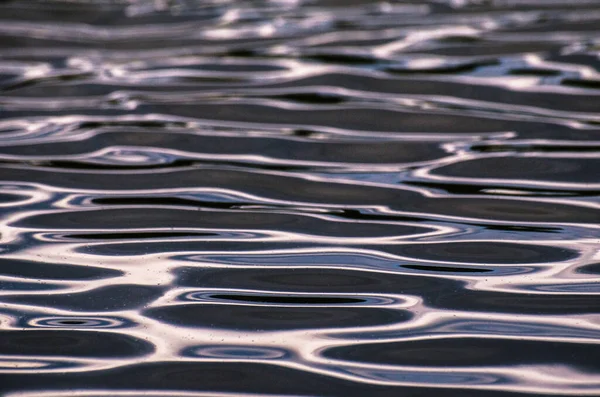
[0,259,123,281]
[406,41,562,57]
[0,131,448,164]
[0,159,313,171]
[0,330,153,357]
[401,264,493,273]
[508,68,561,76]
[0,73,20,84]
[483,225,562,233]
[438,35,481,44]
[132,103,529,134]
[430,290,600,315]
[144,304,411,330]
[546,53,600,72]
[138,62,286,73]
[160,75,247,84]
[0,280,63,291]
[73,240,320,257]
[577,262,600,275]
[263,73,600,114]
[385,60,497,75]
[561,78,600,90]
[0,361,525,396]
[17,208,432,238]
[226,48,263,58]
[63,232,220,240]
[0,192,30,204]
[404,181,598,197]
[303,53,380,65]
[431,157,600,183]
[205,293,367,305]
[0,1,132,24]
[292,128,321,137]
[470,143,600,153]
[324,337,600,370]
[41,160,196,170]
[91,196,248,210]
[334,209,426,223]
[76,120,190,130]
[175,267,460,295]
[267,92,348,104]
[381,242,578,264]
[511,19,600,33]
[411,197,599,224]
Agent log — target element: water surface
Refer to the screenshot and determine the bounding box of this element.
[0,0,599,396]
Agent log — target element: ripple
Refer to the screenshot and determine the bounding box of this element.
[25,317,129,329]
[185,345,289,360]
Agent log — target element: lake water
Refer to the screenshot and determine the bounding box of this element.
[0,0,599,396]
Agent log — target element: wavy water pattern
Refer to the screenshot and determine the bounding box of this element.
[0,0,599,396]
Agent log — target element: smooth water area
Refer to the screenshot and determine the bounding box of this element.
[0,0,599,396]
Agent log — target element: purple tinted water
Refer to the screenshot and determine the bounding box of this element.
[0,1,599,396]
